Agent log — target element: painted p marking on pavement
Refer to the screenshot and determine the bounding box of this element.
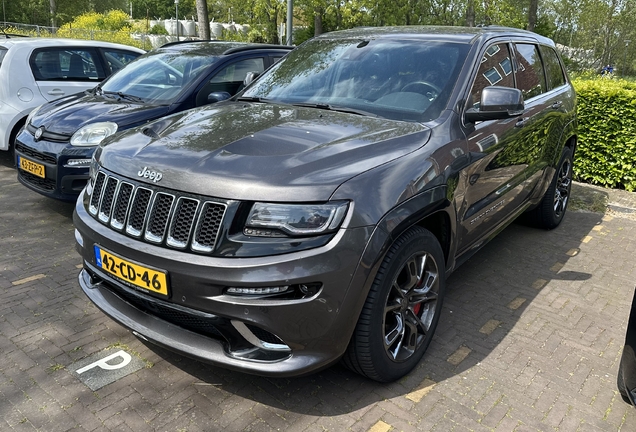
[71,349,146,391]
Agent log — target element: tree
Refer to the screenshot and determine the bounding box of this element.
[527,0,538,31]
[196,0,209,39]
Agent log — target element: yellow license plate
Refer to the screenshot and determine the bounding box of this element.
[18,156,45,178]
[94,246,169,296]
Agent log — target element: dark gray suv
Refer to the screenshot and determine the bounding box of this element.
[73,26,577,382]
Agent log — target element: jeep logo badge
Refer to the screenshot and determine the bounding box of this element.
[137,166,163,183]
[34,127,44,141]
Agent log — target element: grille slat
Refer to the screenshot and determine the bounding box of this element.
[145,193,175,243]
[98,177,119,222]
[16,143,57,164]
[18,170,55,190]
[167,198,199,249]
[89,170,226,254]
[111,183,133,230]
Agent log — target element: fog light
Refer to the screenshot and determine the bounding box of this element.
[299,283,318,296]
[65,158,92,168]
[226,286,290,295]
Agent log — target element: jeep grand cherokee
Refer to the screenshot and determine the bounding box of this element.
[73,26,577,382]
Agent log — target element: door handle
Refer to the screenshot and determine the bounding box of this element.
[515,117,528,128]
[47,89,65,96]
[551,101,563,109]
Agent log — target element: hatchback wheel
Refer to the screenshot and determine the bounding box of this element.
[343,227,446,382]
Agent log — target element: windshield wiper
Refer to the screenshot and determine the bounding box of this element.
[92,84,103,95]
[291,102,378,117]
[236,96,275,103]
[103,91,144,103]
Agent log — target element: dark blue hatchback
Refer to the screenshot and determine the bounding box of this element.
[15,41,292,201]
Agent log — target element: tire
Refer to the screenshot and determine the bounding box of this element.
[618,362,632,404]
[342,226,446,382]
[8,120,25,168]
[529,146,573,229]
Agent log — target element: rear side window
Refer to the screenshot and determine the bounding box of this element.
[540,46,566,90]
[469,43,515,108]
[30,48,105,81]
[513,43,546,100]
[103,49,140,74]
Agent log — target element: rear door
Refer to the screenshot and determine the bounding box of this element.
[30,47,106,101]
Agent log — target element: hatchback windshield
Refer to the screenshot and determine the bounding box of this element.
[242,38,469,122]
[101,50,219,104]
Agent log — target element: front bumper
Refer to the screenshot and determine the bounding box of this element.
[74,194,374,377]
[15,129,92,201]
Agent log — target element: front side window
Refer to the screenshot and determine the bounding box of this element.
[210,57,265,84]
[101,49,219,103]
[513,43,546,99]
[196,57,266,105]
[103,49,141,74]
[242,38,469,122]
[31,49,104,81]
[469,43,514,108]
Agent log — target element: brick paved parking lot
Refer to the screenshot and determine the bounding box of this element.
[2,149,636,431]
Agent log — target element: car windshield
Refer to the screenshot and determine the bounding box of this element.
[241,38,469,122]
[101,49,219,104]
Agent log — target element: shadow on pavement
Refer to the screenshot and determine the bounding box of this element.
[137,209,603,415]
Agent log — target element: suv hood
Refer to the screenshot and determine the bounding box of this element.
[98,102,431,201]
[33,93,170,135]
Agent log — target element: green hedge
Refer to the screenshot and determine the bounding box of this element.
[572,77,636,191]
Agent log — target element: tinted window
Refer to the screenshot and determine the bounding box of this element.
[243,39,470,122]
[210,57,265,83]
[196,58,266,106]
[103,49,140,74]
[470,43,514,108]
[513,43,546,99]
[540,46,566,90]
[31,49,104,81]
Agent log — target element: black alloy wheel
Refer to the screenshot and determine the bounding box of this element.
[343,226,446,382]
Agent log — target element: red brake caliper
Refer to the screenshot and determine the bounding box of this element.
[413,303,421,316]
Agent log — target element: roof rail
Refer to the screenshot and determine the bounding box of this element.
[222,44,294,55]
[160,39,212,48]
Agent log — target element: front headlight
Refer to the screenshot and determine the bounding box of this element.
[70,122,118,147]
[245,202,349,236]
[26,104,44,127]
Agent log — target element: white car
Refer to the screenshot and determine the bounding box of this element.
[0,37,144,155]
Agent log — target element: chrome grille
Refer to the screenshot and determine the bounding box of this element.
[145,193,174,243]
[127,188,152,237]
[98,176,119,222]
[88,170,226,253]
[193,202,226,253]
[167,198,199,249]
[111,183,133,230]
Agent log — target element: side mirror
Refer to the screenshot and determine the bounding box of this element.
[465,86,525,122]
[243,71,261,87]
[207,91,231,104]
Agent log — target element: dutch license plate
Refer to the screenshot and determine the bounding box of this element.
[18,156,45,178]
[94,245,169,296]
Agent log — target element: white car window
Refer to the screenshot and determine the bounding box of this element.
[31,49,103,81]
